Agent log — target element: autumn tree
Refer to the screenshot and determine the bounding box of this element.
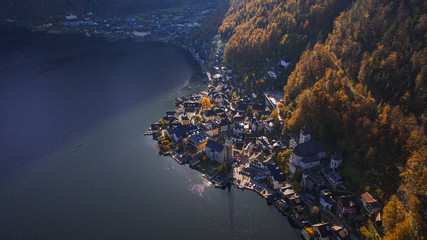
[382,195,406,238]
[201,97,212,110]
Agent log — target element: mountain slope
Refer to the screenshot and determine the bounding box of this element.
[220,0,426,238]
[219,0,352,73]
[280,0,426,238]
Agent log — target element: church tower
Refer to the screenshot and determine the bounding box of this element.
[299,125,311,144]
[225,126,233,162]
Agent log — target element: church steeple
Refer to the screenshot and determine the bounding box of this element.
[225,126,233,161]
[299,125,311,144]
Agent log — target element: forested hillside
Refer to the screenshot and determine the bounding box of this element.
[220,0,426,239]
[219,0,352,73]
[0,0,208,21]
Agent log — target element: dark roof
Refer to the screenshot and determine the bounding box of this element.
[293,139,326,158]
[206,139,224,153]
[313,223,332,238]
[204,110,216,117]
[321,192,334,205]
[300,125,310,135]
[331,152,343,161]
[184,102,201,108]
[273,173,286,182]
[234,142,244,150]
[219,118,232,127]
[252,103,265,111]
[174,124,197,138]
[167,128,175,136]
[267,164,281,175]
[237,101,249,112]
[339,196,356,208]
[300,154,320,164]
[189,132,210,146]
[185,107,196,113]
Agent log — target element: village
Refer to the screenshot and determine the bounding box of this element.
[8,2,386,238]
[28,0,224,48]
[146,37,384,239]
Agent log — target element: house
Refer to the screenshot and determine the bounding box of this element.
[337,196,356,219]
[331,225,349,240]
[264,91,283,109]
[212,73,223,82]
[203,109,217,121]
[278,56,291,68]
[243,142,255,156]
[272,173,286,189]
[330,152,343,169]
[200,121,219,137]
[256,136,271,149]
[361,192,381,214]
[266,164,286,189]
[233,112,244,123]
[173,124,197,142]
[311,222,333,240]
[180,115,190,125]
[325,170,343,187]
[236,100,249,113]
[302,172,319,192]
[267,70,277,79]
[65,13,77,20]
[184,101,201,112]
[374,212,382,228]
[213,92,228,105]
[249,158,265,171]
[320,190,334,211]
[219,118,233,132]
[264,119,275,132]
[290,139,326,170]
[289,194,304,210]
[188,132,210,154]
[279,185,295,199]
[133,30,151,37]
[166,111,176,117]
[252,103,265,113]
[233,142,244,156]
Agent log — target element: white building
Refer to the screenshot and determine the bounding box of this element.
[290,139,326,169]
[65,13,77,20]
[133,31,151,37]
[330,152,343,169]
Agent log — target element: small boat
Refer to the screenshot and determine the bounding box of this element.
[75,144,83,148]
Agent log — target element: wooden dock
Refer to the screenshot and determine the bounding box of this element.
[144,130,153,136]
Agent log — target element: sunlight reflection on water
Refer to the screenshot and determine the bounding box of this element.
[189,180,212,197]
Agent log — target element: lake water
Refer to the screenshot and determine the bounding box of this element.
[0,28,300,240]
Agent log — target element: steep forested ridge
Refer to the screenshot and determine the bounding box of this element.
[0,0,208,21]
[220,0,426,238]
[219,0,352,73]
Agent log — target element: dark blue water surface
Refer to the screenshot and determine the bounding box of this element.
[0,28,300,240]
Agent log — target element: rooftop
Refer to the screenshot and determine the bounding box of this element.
[293,139,326,158]
[206,139,224,153]
[189,132,210,146]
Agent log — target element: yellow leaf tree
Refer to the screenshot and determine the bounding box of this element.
[201,97,211,110]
